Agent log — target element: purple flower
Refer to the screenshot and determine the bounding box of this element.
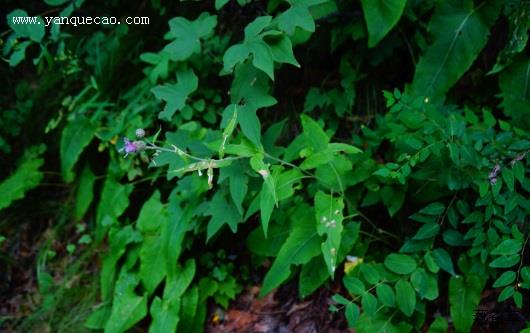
[119,138,146,156]
[124,138,138,153]
[488,164,501,180]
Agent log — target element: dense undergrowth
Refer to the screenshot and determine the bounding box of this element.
[1,0,530,332]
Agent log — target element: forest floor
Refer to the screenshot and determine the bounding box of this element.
[1,219,529,333]
[206,283,351,333]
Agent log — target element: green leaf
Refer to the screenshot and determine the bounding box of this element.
[424,251,440,273]
[395,279,416,317]
[259,178,276,236]
[301,143,361,169]
[301,114,329,152]
[245,16,272,38]
[250,155,279,236]
[331,294,350,305]
[489,254,520,268]
[164,12,217,61]
[219,104,238,158]
[152,69,198,121]
[138,192,168,295]
[299,255,329,297]
[176,286,200,333]
[219,160,248,215]
[260,204,320,296]
[247,224,288,257]
[345,303,360,328]
[96,177,133,236]
[355,314,404,333]
[85,306,108,330]
[215,0,230,10]
[380,186,405,217]
[432,248,455,275]
[137,191,165,232]
[163,198,192,276]
[223,16,274,74]
[7,10,45,42]
[249,41,274,80]
[223,44,251,73]
[277,1,317,35]
[238,105,263,147]
[449,275,485,333]
[410,1,502,99]
[276,169,303,201]
[315,191,344,276]
[362,292,378,316]
[8,41,30,66]
[230,64,277,145]
[411,269,438,300]
[490,239,522,255]
[412,223,440,240]
[509,139,530,150]
[204,191,242,241]
[443,230,468,247]
[60,116,95,181]
[478,181,489,197]
[499,59,530,128]
[521,266,530,284]
[164,259,196,301]
[513,162,525,183]
[300,222,360,297]
[360,264,381,285]
[505,194,519,214]
[0,146,44,211]
[418,202,445,215]
[492,271,516,288]
[149,260,195,333]
[44,0,70,5]
[502,168,515,192]
[267,34,300,67]
[513,291,523,308]
[498,286,514,302]
[75,164,96,220]
[149,297,180,333]
[343,275,365,296]
[427,316,448,333]
[384,253,417,275]
[360,0,406,47]
[376,283,395,307]
[100,226,142,301]
[105,272,148,333]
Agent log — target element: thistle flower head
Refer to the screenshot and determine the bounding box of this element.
[124,138,137,153]
[119,138,146,156]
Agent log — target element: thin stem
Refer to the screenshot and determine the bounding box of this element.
[334,280,387,311]
[439,194,457,226]
[358,212,402,242]
[145,143,244,164]
[515,230,530,288]
[263,152,338,191]
[42,171,63,176]
[145,144,207,162]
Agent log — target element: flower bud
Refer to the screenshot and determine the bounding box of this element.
[135,128,146,138]
[133,140,146,152]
